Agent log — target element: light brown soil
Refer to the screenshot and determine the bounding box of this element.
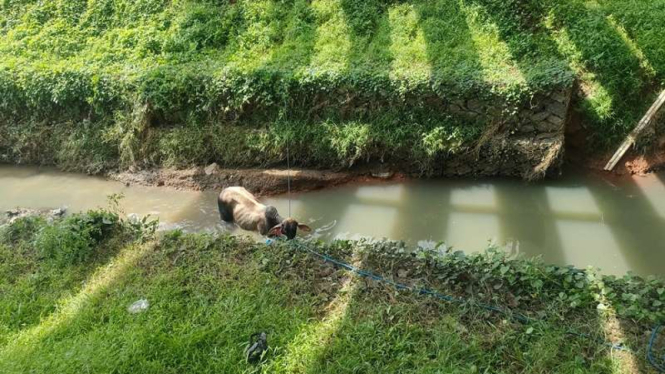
[568,139,665,176]
[105,131,567,195]
[565,108,665,176]
[107,165,404,196]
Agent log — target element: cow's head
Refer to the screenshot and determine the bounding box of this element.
[267,218,311,240]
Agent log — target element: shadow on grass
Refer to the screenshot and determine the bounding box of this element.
[340,0,394,75]
[415,0,484,86]
[0,241,151,373]
[264,0,319,71]
[1,230,652,373]
[294,264,620,373]
[599,0,665,83]
[546,0,657,142]
[463,0,657,145]
[0,235,353,373]
[0,232,130,343]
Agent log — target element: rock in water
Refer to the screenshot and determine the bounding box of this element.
[50,207,66,217]
[205,163,219,175]
[371,171,394,179]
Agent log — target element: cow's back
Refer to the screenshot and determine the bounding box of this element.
[219,187,266,232]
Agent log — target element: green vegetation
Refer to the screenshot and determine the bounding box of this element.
[1,210,664,373]
[0,0,665,172]
[0,0,664,172]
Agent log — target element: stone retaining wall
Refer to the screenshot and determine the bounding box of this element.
[447,87,572,138]
[436,86,573,179]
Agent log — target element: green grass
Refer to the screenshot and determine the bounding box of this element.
[3,0,664,172]
[0,0,662,173]
[1,211,664,373]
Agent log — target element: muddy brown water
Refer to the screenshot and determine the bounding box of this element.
[1,165,664,277]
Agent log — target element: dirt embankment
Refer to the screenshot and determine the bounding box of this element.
[566,110,665,175]
[108,164,404,196]
[575,147,665,175]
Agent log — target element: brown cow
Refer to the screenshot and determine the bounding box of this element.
[218,186,311,239]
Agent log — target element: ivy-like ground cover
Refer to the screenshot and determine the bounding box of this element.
[1,210,664,373]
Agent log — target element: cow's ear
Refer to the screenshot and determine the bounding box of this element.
[267,224,283,237]
[297,224,312,232]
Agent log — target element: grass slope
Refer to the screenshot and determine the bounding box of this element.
[2,0,664,172]
[1,211,664,373]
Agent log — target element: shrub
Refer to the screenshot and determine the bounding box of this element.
[34,210,121,265]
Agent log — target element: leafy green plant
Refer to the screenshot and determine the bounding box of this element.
[34,210,121,265]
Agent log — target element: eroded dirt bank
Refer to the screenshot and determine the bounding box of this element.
[104,140,665,196]
[566,117,665,176]
[107,165,404,196]
[106,135,564,196]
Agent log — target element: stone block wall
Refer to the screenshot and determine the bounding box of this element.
[444,86,572,139]
[434,85,573,179]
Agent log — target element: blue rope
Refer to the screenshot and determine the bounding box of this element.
[648,325,665,372]
[267,239,664,372]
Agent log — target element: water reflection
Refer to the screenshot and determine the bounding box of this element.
[1,166,664,276]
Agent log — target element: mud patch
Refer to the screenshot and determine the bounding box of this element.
[107,136,565,195]
[107,134,566,194]
[107,167,400,196]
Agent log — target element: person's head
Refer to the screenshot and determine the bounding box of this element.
[267,218,311,240]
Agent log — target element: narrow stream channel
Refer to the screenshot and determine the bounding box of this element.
[1,165,664,277]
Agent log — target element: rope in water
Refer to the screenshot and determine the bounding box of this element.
[269,239,664,372]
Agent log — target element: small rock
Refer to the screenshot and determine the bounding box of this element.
[546,115,564,126]
[519,125,535,134]
[547,102,567,117]
[487,106,503,117]
[204,163,219,176]
[6,209,20,218]
[536,121,555,132]
[371,171,394,179]
[397,269,409,278]
[530,111,550,122]
[127,213,140,224]
[550,91,567,103]
[466,99,484,113]
[448,103,464,115]
[127,299,149,314]
[536,133,556,141]
[50,208,66,217]
[125,182,130,187]
[452,99,466,108]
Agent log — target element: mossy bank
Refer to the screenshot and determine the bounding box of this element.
[1,0,664,178]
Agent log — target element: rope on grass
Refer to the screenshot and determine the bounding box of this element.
[648,325,665,373]
[267,239,664,372]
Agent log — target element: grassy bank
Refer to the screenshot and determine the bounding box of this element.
[1,209,664,373]
[2,0,663,173]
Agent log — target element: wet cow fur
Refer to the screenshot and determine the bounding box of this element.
[218,186,311,239]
